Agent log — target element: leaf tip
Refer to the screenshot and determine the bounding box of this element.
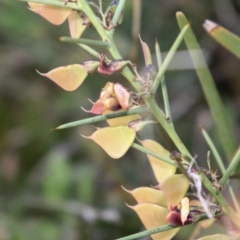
[36,69,45,76]
[80,134,90,139]
[125,203,134,209]
[203,20,218,33]
[121,185,131,194]
[176,11,183,17]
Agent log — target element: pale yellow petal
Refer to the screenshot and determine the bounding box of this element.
[84,126,136,159]
[129,203,179,240]
[141,139,176,183]
[38,64,87,91]
[123,187,167,207]
[160,174,189,206]
[28,3,71,25]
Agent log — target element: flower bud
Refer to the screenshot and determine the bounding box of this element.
[113,83,130,109]
[100,82,115,100]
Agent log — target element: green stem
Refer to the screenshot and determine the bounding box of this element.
[219,148,240,186]
[148,99,191,158]
[131,143,176,166]
[98,0,107,27]
[78,44,101,58]
[116,224,178,240]
[201,127,225,173]
[109,0,126,35]
[60,37,110,48]
[200,171,240,227]
[115,214,218,240]
[176,12,237,160]
[55,107,148,129]
[155,40,172,124]
[79,0,111,41]
[201,127,240,213]
[151,24,189,95]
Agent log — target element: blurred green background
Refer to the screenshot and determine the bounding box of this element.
[1,0,240,239]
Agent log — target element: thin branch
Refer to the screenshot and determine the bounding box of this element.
[115,214,217,240]
[151,24,189,95]
[60,37,110,48]
[201,127,240,213]
[55,107,148,129]
[110,0,126,35]
[155,39,172,124]
[131,143,177,166]
[219,148,240,186]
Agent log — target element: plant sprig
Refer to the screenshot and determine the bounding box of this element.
[20,0,240,238]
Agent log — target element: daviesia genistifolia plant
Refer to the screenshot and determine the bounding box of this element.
[20,0,240,239]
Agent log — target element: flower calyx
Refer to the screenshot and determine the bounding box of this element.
[98,54,131,75]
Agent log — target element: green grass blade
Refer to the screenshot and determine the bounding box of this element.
[110,0,126,35]
[220,148,240,186]
[176,12,237,161]
[203,20,240,59]
[155,40,172,124]
[201,127,240,213]
[151,24,189,95]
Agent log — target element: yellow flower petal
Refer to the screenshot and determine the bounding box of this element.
[123,187,167,207]
[28,3,71,25]
[129,203,179,240]
[160,174,189,206]
[84,126,136,159]
[197,234,231,240]
[180,197,189,224]
[141,139,176,183]
[38,64,88,91]
[68,10,86,38]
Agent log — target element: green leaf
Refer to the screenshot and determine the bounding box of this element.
[176,12,237,160]
[203,20,240,59]
[151,24,189,95]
